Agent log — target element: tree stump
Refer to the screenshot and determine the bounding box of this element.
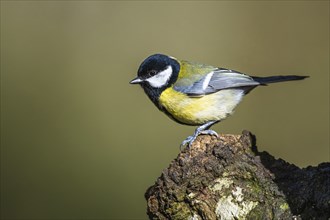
[145,131,330,220]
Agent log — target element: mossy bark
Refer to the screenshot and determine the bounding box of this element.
[145,131,330,220]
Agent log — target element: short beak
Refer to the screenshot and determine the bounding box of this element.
[130,77,143,84]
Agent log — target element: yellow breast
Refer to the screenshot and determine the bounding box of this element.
[159,87,244,125]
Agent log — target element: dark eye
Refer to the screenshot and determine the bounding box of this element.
[148,70,157,77]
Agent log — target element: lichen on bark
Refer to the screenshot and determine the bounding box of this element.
[145,131,330,220]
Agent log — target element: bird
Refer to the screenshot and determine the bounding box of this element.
[130,54,308,148]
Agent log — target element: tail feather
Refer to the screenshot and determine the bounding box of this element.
[252,75,309,85]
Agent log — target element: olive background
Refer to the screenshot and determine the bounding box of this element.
[1,1,329,219]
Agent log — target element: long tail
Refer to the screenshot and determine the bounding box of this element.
[252,75,309,85]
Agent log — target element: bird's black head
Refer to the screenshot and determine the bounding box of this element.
[130,54,180,106]
[130,54,180,88]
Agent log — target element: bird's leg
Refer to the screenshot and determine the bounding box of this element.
[180,120,219,150]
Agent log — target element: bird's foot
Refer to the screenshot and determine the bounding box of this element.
[180,121,219,150]
[200,129,218,137]
[180,129,218,150]
[180,135,195,150]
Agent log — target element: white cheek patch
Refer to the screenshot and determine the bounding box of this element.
[146,65,173,88]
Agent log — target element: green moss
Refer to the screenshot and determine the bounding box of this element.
[246,180,262,196]
[280,202,289,210]
[246,205,273,219]
[166,202,192,220]
[174,191,186,201]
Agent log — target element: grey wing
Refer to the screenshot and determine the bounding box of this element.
[173,68,260,96]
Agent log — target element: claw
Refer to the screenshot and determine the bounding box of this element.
[200,130,219,137]
[179,121,219,150]
[180,135,196,150]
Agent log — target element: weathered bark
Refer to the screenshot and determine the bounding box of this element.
[145,131,330,220]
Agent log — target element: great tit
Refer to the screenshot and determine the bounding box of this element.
[130,54,307,148]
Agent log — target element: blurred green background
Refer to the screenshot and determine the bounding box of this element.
[1,1,329,219]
